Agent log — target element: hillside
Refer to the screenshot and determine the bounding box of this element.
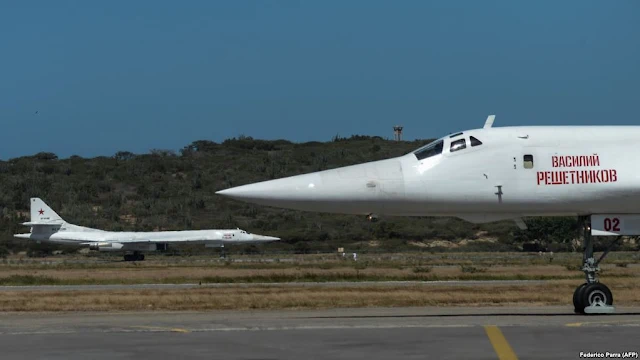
[0,136,621,255]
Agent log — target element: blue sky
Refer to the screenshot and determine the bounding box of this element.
[1,1,638,159]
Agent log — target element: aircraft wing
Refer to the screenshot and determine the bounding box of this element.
[100,238,214,244]
[79,238,221,247]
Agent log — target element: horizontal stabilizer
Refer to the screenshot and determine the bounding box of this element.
[22,221,64,227]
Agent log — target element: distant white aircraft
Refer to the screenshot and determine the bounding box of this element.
[14,198,280,261]
[218,115,636,314]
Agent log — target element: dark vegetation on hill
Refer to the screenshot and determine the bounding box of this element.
[0,136,634,256]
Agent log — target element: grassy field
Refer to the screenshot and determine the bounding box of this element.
[2,278,640,312]
[0,251,638,285]
[0,263,638,286]
[0,252,638,311]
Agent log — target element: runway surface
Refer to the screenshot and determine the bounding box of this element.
[0,279,548,292]
[1,306,639,359]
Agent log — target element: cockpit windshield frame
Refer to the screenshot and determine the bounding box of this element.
[413,139,444,160]
[413,133,485,160]
[449,138,466,152]
[470,136,483,147]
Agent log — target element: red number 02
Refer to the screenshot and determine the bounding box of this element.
[603,217,621,232]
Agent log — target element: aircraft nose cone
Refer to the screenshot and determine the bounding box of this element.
[252,235,281,242]
[216,172,324,206]
[216,158,405,214]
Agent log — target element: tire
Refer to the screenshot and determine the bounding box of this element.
[573,283,589,314]
[581,283,613,314]
[138,254,145,261]
[124,254,134,262]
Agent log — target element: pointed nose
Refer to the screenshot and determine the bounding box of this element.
[216,171,323,205]
[216,158,406,214]
[251,235,281,242]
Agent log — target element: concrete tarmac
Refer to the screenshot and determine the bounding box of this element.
[1,306,639,359]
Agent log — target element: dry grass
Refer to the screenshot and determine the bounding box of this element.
[1,252,638,311]
[2,278,640,312]
[0,263,636,285]
[4,251,639,268]
[0,257,636,287]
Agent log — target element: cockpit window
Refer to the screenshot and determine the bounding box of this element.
[470,136,483,147]
[450,139,466,152]
[414,140,444,160]
[523,155,534,169]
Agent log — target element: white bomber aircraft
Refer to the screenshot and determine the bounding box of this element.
[217,115,638,315]
[14,198,280,261]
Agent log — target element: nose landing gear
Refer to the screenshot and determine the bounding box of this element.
[572,216,616,314]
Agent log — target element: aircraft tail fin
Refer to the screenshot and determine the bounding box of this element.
[30,198,64,223]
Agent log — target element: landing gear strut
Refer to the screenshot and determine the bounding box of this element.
[124,252,145,262]
[572,216,615,314]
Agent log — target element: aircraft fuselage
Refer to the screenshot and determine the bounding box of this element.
[217,126,640,222]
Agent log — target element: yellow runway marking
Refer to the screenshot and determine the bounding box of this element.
[132,326,191,333]
[484,325,518,360]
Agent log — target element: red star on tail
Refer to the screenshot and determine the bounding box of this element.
[38,209,44,215]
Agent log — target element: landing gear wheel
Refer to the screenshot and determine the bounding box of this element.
[137,254,145,261]
[124,254,134,261]
[573,216,617,314]
[581,283,613,314]
[573,283,589,314]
